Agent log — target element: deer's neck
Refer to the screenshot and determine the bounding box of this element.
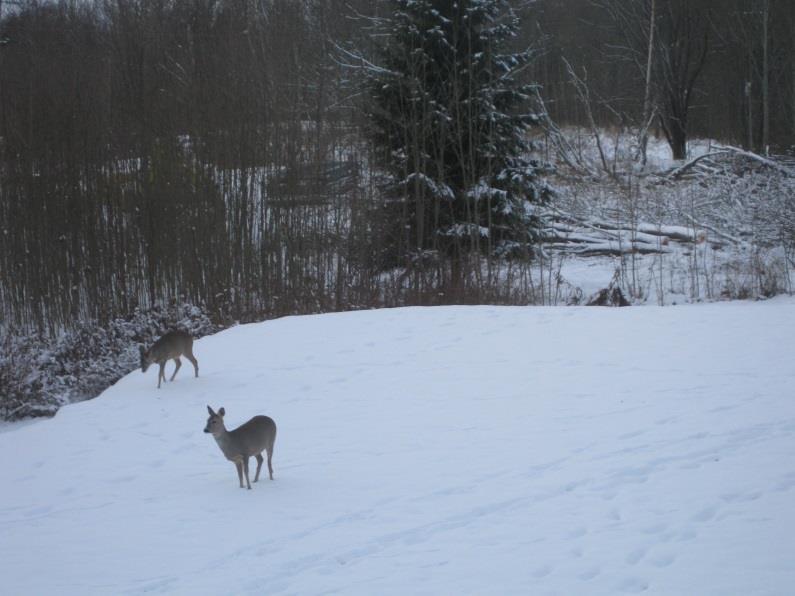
[213,428,240,461]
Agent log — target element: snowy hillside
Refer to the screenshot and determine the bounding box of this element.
[1,302,794,595]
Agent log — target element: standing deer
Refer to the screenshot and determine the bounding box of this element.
[139,330,199,389]
[204,406,277,489]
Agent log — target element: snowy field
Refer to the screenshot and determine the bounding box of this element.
[1,301,794,595]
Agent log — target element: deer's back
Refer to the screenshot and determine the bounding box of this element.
[229,416,277,456]
[151,330,193,361]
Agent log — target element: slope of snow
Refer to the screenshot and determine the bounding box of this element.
[1,301,794,595]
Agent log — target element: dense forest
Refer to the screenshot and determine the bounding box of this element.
[2,0,793,332]
[1,0,793,418]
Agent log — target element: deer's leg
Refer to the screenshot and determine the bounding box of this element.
[243,457,252,490]
[267,447,274,480]
[235,461,244,488]
[170,357,182,381]
[157,362,165,388]
[186,350,199,377]
[254,453,264,482]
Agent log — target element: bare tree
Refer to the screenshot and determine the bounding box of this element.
[761,0,769,154]
[638,0,656,165]
[654,0,709,160]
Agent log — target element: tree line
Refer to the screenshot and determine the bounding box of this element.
[528,0,795,156]
[1,0,374,334]
[1,0,793,336]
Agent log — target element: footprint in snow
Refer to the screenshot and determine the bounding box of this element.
[676,529,698,542]
[579,567,600,580]
[566,526,588,538]
[691,505,717,522]
[110,475,136,484]
[617,577,650,593]
[650,553,676,568]
[774,475,795,492]
[642,522,668,535]
[685,431,709,441]
[625,547,646,565]
[654,416,678,426]
[619,430,645,440]
[721,491,760,503]
[709,404,737,413]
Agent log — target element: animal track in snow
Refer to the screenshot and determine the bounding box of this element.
[641,522,668,535]
[566,526,588,538]
[625,547,647,565]
[578,567,600,580]
[617,576,650,593]
[721,491,761,503]
[649,553,676,568]
[691,506,717,523]
[619,430,646,440]
[109,475,136,484]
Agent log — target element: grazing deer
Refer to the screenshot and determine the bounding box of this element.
[204,406,277,489]
[139,330,199,389]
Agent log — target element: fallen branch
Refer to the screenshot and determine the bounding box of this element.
[663,150,730,180]
[543,238,671,256]
[532,89,597,178]
[563,57,615,180]
[713,145,795,178]
[681,214,744,245]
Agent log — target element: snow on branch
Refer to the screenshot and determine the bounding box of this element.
[401,173,455,201]
[663,150,731,180]
[466,180,508,202]
[658,145,795,181]
[437,223,490,238]
[713,145,795,178]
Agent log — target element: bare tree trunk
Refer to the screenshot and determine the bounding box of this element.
[656,1,708,161]
[638,0,656,166]
[563,58,613,177]
[761,0,770,155]
[746,80,753,150]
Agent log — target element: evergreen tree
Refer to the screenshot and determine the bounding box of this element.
[366,0,550,268]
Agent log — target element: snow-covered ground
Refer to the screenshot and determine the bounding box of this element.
[1,301,794,595]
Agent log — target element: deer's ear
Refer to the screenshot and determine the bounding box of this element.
[207,405,215,415]
[218,407,225,417]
